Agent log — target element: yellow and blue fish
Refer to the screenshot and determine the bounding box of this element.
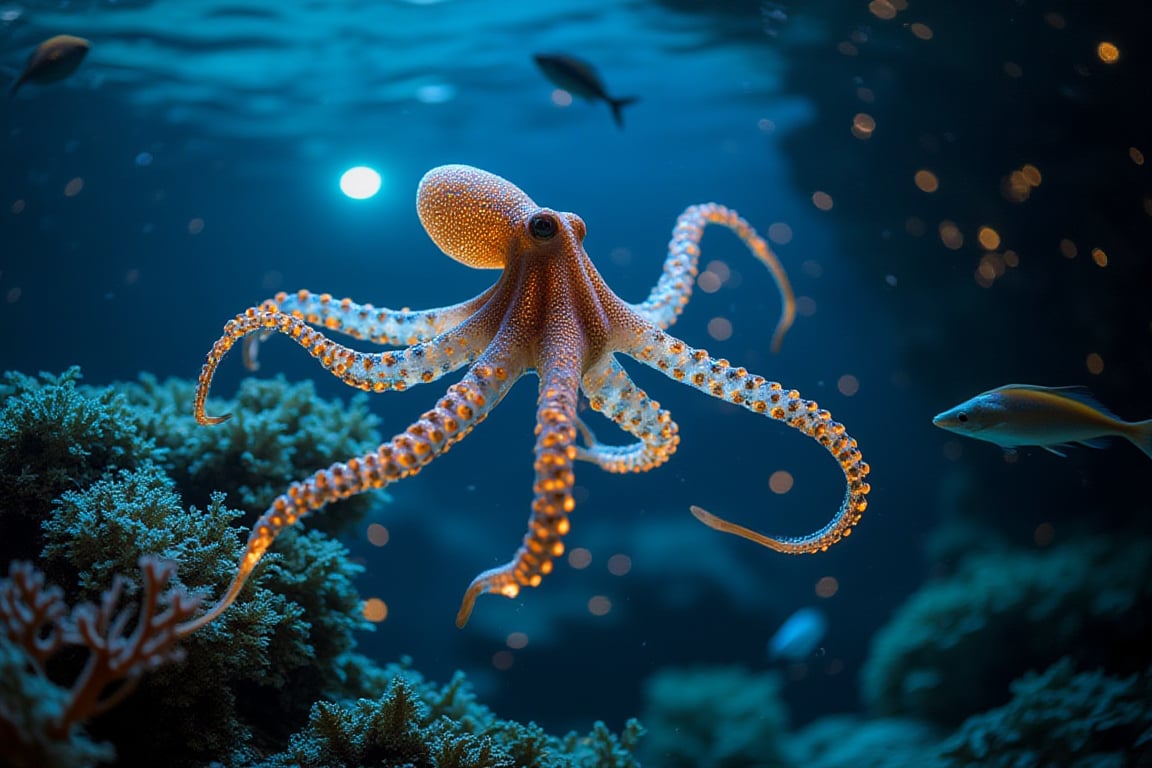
[932,384,1152,459]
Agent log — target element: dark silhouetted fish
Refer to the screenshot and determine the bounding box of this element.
[10,34,90,97]
[532,52,638,129]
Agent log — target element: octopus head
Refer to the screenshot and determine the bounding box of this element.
[417,164,586,269]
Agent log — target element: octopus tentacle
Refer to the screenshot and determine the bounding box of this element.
[574,353,680,473]
[624,325,870,553]
[179,355,519,637]
[194,307,493,424]
[241,288,495,371]
[631,203,796,353]
[455,358,580,628]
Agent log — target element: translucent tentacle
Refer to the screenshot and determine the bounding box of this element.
[455,358,580,628]
[631,203,796,353]
[574,353,680,473]
[624,325,870,553]
[193,307,493,424]
[241,288,494,371]
[179,356,518,636]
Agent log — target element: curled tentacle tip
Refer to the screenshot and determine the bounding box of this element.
[199,413,233,426]
[689,504,712,523]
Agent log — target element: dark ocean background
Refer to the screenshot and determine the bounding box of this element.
[2,0,1150,764]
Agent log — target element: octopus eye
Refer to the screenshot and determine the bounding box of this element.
[957,412,968,423]
[528,213,558,240]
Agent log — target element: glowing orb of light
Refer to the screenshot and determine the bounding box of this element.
[340,166,382,200]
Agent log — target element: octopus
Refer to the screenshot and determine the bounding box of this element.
[179,164,870,635]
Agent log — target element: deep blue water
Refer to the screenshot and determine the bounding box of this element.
[2,0,1149,756]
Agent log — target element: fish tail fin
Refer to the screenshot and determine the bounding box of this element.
[1124,419,1152,460]
[608,96,639,129]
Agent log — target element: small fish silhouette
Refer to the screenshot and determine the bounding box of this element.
[932,383,1152,459]
[532,52,638,129]
[10,34,90,97]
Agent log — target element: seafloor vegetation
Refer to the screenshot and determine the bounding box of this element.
[1,367,1149,767]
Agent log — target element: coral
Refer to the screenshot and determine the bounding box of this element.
[938,657,1152,767]
[37,468,370,765]
[0,633,113,768]
[639,665,790,768]
[787,715,944,768]
[0,557,200,768]
[257,660,644,768]
[861,537,1152,725]
[0,368,381,766]
[120,373,386,534]
[0,368,152,565]
[0,367,645,766]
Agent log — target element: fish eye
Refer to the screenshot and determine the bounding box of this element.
[528,213,558,241]
[957,412,968,423]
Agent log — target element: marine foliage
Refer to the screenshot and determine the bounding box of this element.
[0,367,647,766]
[0,368,381,765]
[259,660,645,768]
[861,537,1152,726]
[119,373,386,534]
[639,665,790,768]
[938,657,1152,767]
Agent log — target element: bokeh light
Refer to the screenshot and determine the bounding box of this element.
[769,470,794,494]
[362,597,388,623]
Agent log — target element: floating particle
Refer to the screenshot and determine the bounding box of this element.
[506,632,529,649]
[492,650,514,670]
[705,259,731,282]
[768,222,793,244]
[1096,42,1119,63]
[1034,522,1055,547]
[568,547,592,569]
[769,470,794,494]
[188,218,205,235]
[851,112,876,139]
[812,190,834,211]
[1059,239,1077,259]
[366,523,389,546]
[1085,352,1104,375]
[607,554,632,576]
[587,595,612,616]
[1091,247,1107,267]
[910,22,933,40]
[815,576,839,598]
[869,0,896,20]
[64,177,84,197]
[905,216,926,236]
[837,41,859,56]
[914,170,939,193]
[1130,147,1145,166]
[938,220,963,249]
[698,271,722,293]
[837,374,860,397]
[707,317,733,341]
[1044,12,1066,29]
[977,226,1001,250]
[362,597,388,622]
